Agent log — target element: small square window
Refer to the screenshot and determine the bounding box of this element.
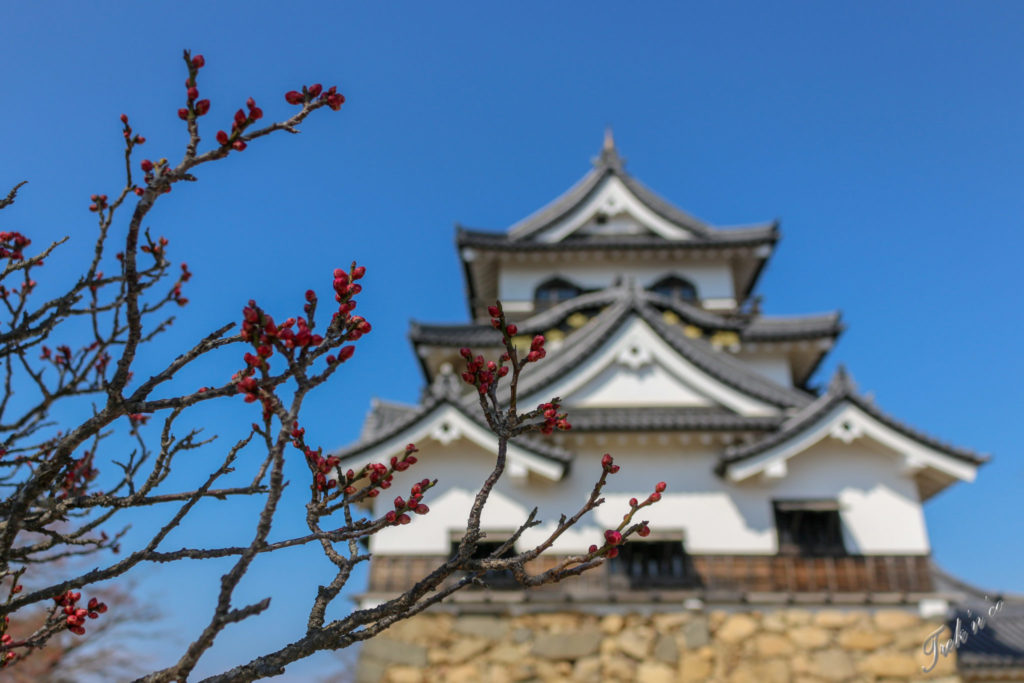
[773,500,846,556]
[449,540,518,590]
[609,540,700,589]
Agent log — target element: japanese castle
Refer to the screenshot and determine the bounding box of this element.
[342,132,1022,682]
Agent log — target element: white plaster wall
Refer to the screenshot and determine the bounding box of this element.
[496,263,734,306]
[367,436,929,556]
[740,355,794,388]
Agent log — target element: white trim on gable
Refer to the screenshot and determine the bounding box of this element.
[726,402,980,484]
[524,316,780,416]
[536,176,695,243]
[341,404,565,482]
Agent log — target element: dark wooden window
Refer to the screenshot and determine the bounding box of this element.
[609,540,701,589]
[534,277,582,309]
[450,540,518,589]
[774,500,846,556]
[651,275,698,303]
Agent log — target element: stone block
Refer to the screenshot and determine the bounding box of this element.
[755,632,795,656]
[717,614,758,643]
[452,615,509,641]
[858,652,920,677]
[789,626,832,649]
[445,637,490,665]
[599,613,624,634]
[444,664,481,683]
[361,638,428,668]
[678,647,713,681]
[810,648,855,681]
[761,611,787,632]
[571,655,601,683]
[531,628,602,660]
[653,632,679,664]
[813,609,860,629]
[615,625,655,659]
[756,658,792,683]
[385,666,423,683]
[873,608,921,632]
[837,628,893,650]
[784,608,812,625]
[637,661,677,683]
[682,615,710,648]
[651,612,688,630]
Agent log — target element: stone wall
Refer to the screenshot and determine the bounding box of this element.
[357,608,959,682]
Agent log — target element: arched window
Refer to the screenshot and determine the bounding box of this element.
[651,275,698,303]
[534,277,582,309]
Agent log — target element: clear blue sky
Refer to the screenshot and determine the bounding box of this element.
[3,2,1022,679]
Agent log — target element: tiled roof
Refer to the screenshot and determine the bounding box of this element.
[565,407,782,432]
[334,396,572,469]
[410,287,841,347]
[480,282,814,411]
[499,135,776,246]
[716,367,988,475]
[930,563,1024,672]
[457,224,779,251]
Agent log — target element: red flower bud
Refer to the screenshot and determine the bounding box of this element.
[601,453,613,469]
[195,99,211,116]
[606,547,620,559]
[655,481,667,493]
[649,492,661,503]
[629,497,638,507]
[638,525,651,537]
[414,504,429,514]
[140,159,154,173]
[487,305,500,317]
[192,54,205,68]
[187,86,199,100]
[589,544,598,554]
[178,108,189,120]
[604,529,623,545]
[250,107,263,120]
[120,113,129,123]
[232,140,247,151]
[308,83,323,97]
[398,513,411,525]
[285,90,304,104]
[352,265,366,280]
[338,345,355,362]
[505,324,518,336]
[216,130,229,145]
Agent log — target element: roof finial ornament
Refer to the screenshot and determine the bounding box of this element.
[593,126,625,169]
[603,126,615,153]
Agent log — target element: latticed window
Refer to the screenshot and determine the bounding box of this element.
[774,500,847,556]
[534,277,582,309]
[650,275,698,303]
[449,540,519,589]
[609,540,700,589]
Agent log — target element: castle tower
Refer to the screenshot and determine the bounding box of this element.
[342,136,1011,682]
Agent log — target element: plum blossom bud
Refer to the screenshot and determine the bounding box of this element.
[308,83,323,97]
[120,113,129,123]
[285,90,304,104]
[505,324,518,336]
[589,544,598,554]
[195,99,211,116]
[140,159,154,172]
[187,86,199,100]
[232,140,247,151]
[178,108,189,120]
[487,305,500,317]
[655,481,667,493]
[604,529,623,545]
[638,524,651,537]
[216,130,229,145]
[606,547,620,559]
[629,497,638,507]
[192,54,205,68]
